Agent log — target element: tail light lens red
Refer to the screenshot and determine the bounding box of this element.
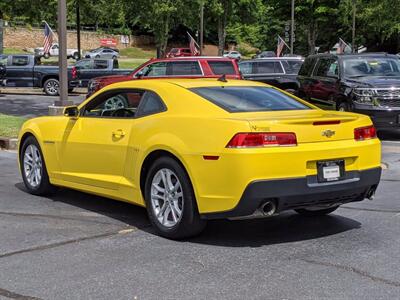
[226,132,297,148]
[354,125,377,141]
[71,66,77,79]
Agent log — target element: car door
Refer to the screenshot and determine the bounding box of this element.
[75,59,93,87]
[309,57,339,109]
[5,55,34,87]
[58,89,143,190]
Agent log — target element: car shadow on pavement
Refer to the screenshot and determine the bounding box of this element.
[190,214,361,247]
[15,183,151,230]
[15,182,362,246]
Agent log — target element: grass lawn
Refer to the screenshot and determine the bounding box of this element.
[0,114,26,138]
[3,47,28,54]
[119,47,155,59]
[118,58,148,69]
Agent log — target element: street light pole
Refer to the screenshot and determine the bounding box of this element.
[200,1,204,55]
[352,0,356,53]
[290,0,294,55]
[76,0,81,60]
[50,0,72,114]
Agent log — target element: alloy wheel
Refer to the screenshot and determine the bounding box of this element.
[46,80,59,95]
[150,168,184,228]
[23,144,43,188]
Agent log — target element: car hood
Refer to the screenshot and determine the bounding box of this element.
[346,76,400,88]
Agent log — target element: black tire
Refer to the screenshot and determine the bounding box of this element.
[19,136,56,196]
[295,206,338,216]
[112,55,117,60]
[284,88,296,95]
[73,52,80,60]
[43,53,50,59]
[144,156,206,239]
[95,55,100,58]
[68,88,74,93]
[43,78,59,96]
[337,102,350,112]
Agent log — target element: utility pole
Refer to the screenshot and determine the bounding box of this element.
[76,0,81,60]
[50,0,72,114]
[200,1,204,55]
[290,0,295,55]
[352,0,356,53]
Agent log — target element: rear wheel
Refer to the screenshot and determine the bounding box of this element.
[144,156,206,239]
[43,78,59,96]
[20,136,56,195]
[295,206,338,216]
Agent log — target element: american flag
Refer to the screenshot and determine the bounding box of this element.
[187,32,200,56]
[43,22,54,54]
[337,38,348,54]
[277,35,289,57]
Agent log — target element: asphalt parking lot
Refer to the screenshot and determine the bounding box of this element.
[0,92,400,299]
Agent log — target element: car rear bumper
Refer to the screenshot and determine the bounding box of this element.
[353,105,400,130]
[201,167,381,219]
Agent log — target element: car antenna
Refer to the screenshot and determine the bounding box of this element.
[217,74,227,83]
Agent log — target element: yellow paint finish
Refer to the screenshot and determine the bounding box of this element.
[18,79,381,215]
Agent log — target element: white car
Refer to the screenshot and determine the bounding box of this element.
[34,43,80,60]
[223,50,241,60]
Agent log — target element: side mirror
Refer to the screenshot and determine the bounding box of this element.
[63,105,79,118]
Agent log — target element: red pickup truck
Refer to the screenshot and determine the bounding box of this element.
[87,56,242,96]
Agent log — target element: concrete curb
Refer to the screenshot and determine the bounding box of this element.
[0,137,18,150]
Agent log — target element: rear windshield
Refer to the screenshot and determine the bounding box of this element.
[190,86,310,112]
[208,61,236,75]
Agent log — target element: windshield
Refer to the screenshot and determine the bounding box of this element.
[190,86,311,112]
[343,57,400,77]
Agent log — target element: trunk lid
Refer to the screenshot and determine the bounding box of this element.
[228,110,364,143]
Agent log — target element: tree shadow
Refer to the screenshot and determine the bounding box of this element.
[15,182,361,247]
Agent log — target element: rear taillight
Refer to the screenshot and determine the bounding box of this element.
[354,125,377,141]
[71,66,77,79]
[226,132,297,148]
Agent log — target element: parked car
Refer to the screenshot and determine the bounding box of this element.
[34,43,80,60]
[252,51,276,59]
[297,53,400,131]
[84,47,120,59]
[0,54,78,96]
[239,57,304,92]
[75,59,132,87]
[18,78,381,239]
[166,48,195,58]
[223,50,241,60]
[87,56,242,96]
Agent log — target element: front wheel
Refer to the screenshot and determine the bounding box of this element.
[337,102,350,112]
[43,78,59,96]
[144,156,206,239]
[20,136,56,195]
[295,206,338,216]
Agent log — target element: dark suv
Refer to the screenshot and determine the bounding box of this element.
[239,57,304,92]
[298,53,400,131]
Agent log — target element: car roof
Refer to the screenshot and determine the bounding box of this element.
[151,56,235,61]
[107,78,267,90]
[307,53,397,60]
[240,57,304,63]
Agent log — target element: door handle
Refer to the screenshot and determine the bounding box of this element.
[112,129,126,138]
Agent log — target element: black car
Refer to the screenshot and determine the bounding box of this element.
[297,53,400,131]
[239,57,304,92]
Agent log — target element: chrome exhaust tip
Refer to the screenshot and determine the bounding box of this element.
[260,201,276,216]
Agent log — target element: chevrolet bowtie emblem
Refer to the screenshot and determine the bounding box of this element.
[322,129,336,138]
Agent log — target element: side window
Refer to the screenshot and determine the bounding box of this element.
[137,91,166,117]
[0,55,8,66]
[209,61,236,75]
[239,62,253,74]
[93,60,108,69]
[11,56,29,66]
[83,90,145,118]
[76,60,93,69]
[255,61,282,74]
[143,62,167,77]
[298,58,316,76]
[168,61,202,75]
[315,58,338,78]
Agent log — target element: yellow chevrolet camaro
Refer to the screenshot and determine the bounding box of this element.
[18,79,381,239]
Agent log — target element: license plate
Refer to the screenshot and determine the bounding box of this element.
[317,160,345,182]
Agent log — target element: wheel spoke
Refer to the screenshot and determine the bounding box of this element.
[152,183,165,193]
[157,201,168,218]
[170,204,178,223]
[165,169,175,191]
[162,205,171,225]
[160,170,168,190]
